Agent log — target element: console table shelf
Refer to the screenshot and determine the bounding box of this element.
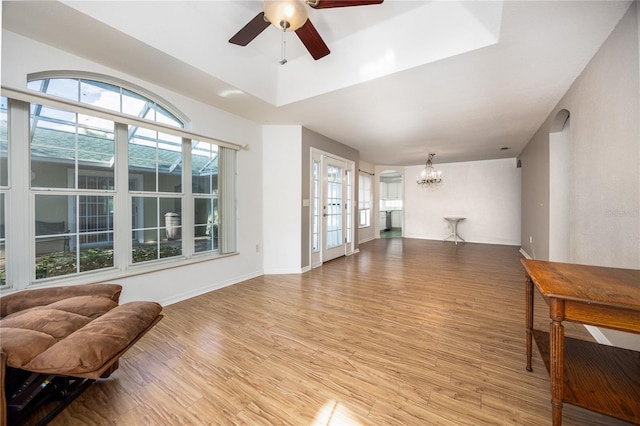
[532,329,640,424]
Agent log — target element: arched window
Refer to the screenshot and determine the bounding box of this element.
[27,73,186,127]
[0,73,237,287]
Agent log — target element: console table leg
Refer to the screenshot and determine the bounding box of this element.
[525,277,534,372]
[550,299,565,426]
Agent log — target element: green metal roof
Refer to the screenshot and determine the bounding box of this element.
[31,126,217,174]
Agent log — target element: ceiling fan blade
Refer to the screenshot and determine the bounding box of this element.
[295,19,330,60]
[229,12,270,46]
[309,0,383,9]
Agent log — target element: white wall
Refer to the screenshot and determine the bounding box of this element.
[404,158,521,245]
[262,125,303,274]
[2,30,265,305]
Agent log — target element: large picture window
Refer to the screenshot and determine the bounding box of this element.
[131,196,182,263]
[129,128,183,263]
[34,194,115,278]
[193,141,218,253]
[358,173,372,228]
[30,105,115,189]
[0,74,240,288]
[30,102,117,279]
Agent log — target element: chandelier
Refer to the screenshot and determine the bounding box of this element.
[416,153,442,186]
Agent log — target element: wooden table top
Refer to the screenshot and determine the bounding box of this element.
[521,259,640,311]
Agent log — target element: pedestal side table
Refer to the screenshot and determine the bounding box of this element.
[443,217,465,244]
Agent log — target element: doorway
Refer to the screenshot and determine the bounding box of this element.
[323,157,348,262]
[379,170,403,238]
[310,150,355,267]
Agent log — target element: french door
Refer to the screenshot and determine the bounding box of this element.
[323,157,347,262]
[311,152,353,266]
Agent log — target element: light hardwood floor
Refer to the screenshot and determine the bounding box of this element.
[33,238,635,425]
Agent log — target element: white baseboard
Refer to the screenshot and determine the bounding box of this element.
[158,270,263,307]
[584,325,613,346]
[519,248,532,259]
[263,267,306,274]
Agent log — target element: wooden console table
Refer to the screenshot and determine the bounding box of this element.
[521,259,640,425]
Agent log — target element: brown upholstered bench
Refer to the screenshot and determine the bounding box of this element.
[0,283,162,425]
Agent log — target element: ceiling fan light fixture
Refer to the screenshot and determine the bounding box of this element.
[264,0,309,31]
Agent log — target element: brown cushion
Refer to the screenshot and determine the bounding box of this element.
[0,328,56,368]
[0,284,122,317]
[0,284,161,380]
[1,309,92,341]
[3,296,119,321]
[24,302,162,377]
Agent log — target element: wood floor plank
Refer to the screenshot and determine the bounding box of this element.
[20,238,637,425]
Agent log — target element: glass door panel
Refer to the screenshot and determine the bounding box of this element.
[323,158,346,262]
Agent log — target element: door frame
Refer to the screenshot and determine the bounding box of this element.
[378,169,404,238]
[310,149,355,268]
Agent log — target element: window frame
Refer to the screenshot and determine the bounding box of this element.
[0,97,8,288]
[192,140,219,255]
[358,172,372,228]
[1,74,241,290]
[27,71,189,126]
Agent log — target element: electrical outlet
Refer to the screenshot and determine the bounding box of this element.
[529,236,533,244]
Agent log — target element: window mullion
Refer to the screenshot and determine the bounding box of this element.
[114,122,130,270]
[182,138,193,258]
[8,100,33,288]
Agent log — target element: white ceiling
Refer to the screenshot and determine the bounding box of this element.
[2,0,632,165]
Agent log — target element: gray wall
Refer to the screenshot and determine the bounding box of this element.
[519,122,551,260]
[519,2,639,269]
[519,2,639,350]
[301,127,359,269]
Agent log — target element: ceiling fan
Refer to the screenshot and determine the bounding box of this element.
[229,0,384,62]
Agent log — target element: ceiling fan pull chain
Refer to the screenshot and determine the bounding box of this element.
[280,28,288,65]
